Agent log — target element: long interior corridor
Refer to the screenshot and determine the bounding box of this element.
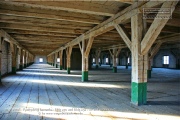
[0,64,179,120]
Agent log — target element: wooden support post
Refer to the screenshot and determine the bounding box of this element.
[51,55,53,66]
[80,35,94,82]
[59,50,63,70]
[0,37,4,82]
[148,42,162,78]
[24,51,27,68]
[131,14,148,105]
[66,46,73,74]
[19,48,23,70]
[26,51,29,67]
[125,51,130,69]
[55,52,58,68]
[52,54,55,66]
[109,48,121,73]
[95,49,101,69]
[11,43,18,74]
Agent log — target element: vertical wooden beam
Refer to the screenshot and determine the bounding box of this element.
[147,42,162,78]
[19,48,23,70]
[59,50,63,70]
[95,49,101,69]
[131,13,147,105]
[0,37,4,82]
[24,50,27,68]
[55,52,58,68]
[11,43,18,74]
[81,36,94,82]
[26,52,29,67]
[66,46,73,74]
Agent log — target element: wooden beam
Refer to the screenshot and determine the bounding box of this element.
[9,1,115,16]
[0,9,101,24]
[0,23,85,34]
[5,30,79,38]
[0,29,32,54]
[141,1,178,55]
[84,36,94,57]
[114,24,131,50]
[115,0,133,4]
[48,1,164,56]
[149,42,162,60]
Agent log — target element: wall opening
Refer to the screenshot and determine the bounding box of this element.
[39,58,43,63]
[57,58,60,63]
[163,56,169,65]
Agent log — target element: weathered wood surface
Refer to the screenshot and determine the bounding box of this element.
[0,64,180,119]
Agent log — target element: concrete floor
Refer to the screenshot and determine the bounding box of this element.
[0,64,179,120]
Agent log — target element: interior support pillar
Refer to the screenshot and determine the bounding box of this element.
[0,37,4,83]
[131,14,148,105]
[148,42,162,78]
[109,48,121,73]
[66,46,72,74]
[55,52,58,68]
[11,43,18,74]
[59,50,63,70]
[24,51,27,68]
[95,49,101,69]
[79,36,94,82]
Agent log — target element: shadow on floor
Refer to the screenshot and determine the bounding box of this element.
[147,101,180,106]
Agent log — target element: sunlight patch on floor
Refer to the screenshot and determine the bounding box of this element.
[20,103,180,120]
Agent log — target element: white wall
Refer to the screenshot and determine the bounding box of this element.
[34,55,47,64]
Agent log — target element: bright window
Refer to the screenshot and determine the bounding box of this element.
[93,58,95,62]
[106,58,108,63]
[163,56,169,64]
[128,57,130,64]
[57,58,60,62]
[39,58,43,63]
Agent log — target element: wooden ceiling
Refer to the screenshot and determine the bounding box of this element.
[0,1,179,55]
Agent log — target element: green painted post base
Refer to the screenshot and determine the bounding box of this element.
[12,67,16,74]
[20,65,23,70]
[113,67,117,73]
[99,63,101,66]
[60,65,63,70]
[67,67,71,74]
[56,64,58,68]
[95,65,98,69]
[82,71,88,82]
[131,82,147,105]
[126,65,128,69]
[147,70,151,78]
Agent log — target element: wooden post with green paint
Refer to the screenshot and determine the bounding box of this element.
[24,51,27,68]
[79,35,94,82]
[109,48,121,73]
[59,50,63,70]
[66,46,72,74]
[0,37,4,83]
[95,49,101,69]
[11,43,18,74]
[131,14,148,105]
